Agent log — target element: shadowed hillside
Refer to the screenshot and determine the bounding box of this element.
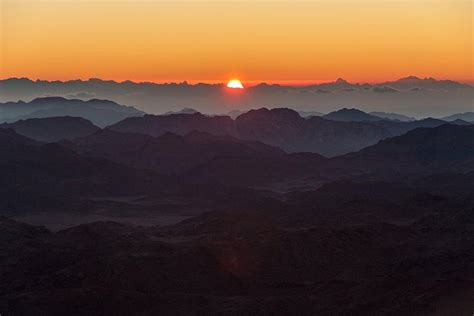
[0,116,99,142]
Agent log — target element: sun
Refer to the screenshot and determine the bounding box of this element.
[227,79,244,89]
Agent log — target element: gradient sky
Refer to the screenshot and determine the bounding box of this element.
[1,0,472,84]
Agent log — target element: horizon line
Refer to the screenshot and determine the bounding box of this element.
[1,76,473,87]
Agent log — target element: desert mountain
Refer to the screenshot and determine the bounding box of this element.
[0,129,168,214]
[163,107,200,115]
[380,76,472,90]
[371,117,448,136]
[334,124,474,176]
[441,112,474,122]
[0,97,144,127]
[369,111,416,122]
[235,108,391,156]
[322,108,383,122]
[0,128,38,149]
[63,129,284,174]
[108,112,236,137]
[185,124,474,189]
[109,108,391,156]
[0,116,99,142]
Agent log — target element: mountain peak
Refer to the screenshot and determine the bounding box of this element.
[164,108,200,115]
[323,108,382,122]
[31,96,69,103]
[397,75,421,82]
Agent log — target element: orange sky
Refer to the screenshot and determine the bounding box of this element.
[1,0,472,84]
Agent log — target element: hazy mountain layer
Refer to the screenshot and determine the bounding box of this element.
[0,97,144,127]
[1,76,472,117]
[109,107,470,157]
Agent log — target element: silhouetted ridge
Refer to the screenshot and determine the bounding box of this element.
[108,112,236,137]
[0,129,40,159]
[337,124,474,174]
[323,108,383,122]
[370,111,416,122]
[0,97,143,127]
[164,108,200,115]
[379,76,471,90]
[441,112,474,122]
[2,76,472,116]
[0,116,99,142]
[64,129,284,174]
[236,108,391,156]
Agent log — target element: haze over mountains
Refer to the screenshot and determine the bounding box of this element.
[1,100,472,157]
[1,76,472,117]
[1,80,474,314]
[108,107,471,157]
[0,97,143,127]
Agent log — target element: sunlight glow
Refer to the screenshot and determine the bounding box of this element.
[227,79,244,89]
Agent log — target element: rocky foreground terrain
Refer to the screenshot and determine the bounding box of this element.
[1,175,474,315]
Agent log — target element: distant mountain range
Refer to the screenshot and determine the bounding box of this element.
[1,101,471,156]
[441,112,474,122]
[3,122,473,191]
[107,107,470,157]
[369,111,416,122]
[234,108,392,156]
[3,122,471,195]
[1,76,472,116]
[186,124,474,188]
[0,97,144,127]
[164,108,200,115]
[322,108,382,122]
[107,108,392,156]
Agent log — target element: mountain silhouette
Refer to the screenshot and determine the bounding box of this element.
[369,111,416,122]
[164,108,200,115]
[235,108,391,156]
[108,108,461,157]
[108,112,236,137]
[0,129,169,214]
[183,124,474,188]
[323,108,383,122]
[0,97,144,127]
[372,117,450,136]
[381,76,471,90]
[0,116,99,142]
[63,129,284,174]
[335,124,474,176]
[1,77,472,116]
[441,112,474,122]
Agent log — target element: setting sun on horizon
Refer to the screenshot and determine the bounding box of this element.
[227,79,244,89]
